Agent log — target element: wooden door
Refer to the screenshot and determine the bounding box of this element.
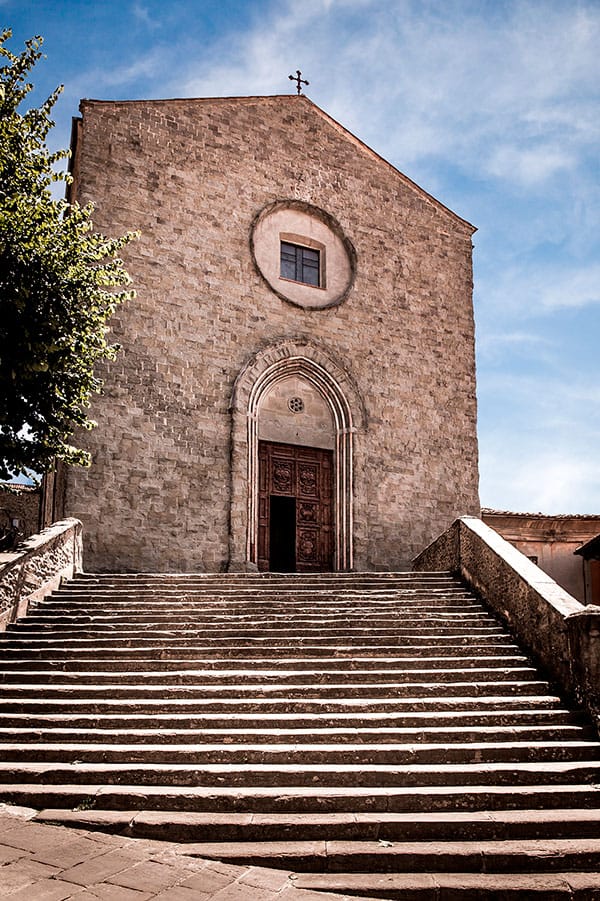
[258,441,333,572]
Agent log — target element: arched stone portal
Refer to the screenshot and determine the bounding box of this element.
[230,340,366,572]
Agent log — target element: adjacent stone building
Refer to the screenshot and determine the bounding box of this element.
[0,484,40,549]
[482,509,600,605]
[55,94,480,572]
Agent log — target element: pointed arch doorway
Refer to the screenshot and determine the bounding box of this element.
[256,373,335,572]
[230,341,364,573]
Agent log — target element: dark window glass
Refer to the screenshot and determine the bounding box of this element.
[280,243,298,281]
[280,242,320,287]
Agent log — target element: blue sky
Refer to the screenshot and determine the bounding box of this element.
[4,0,599,513]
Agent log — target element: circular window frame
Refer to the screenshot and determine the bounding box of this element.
[287,396,305,414]
[250,200,357,310]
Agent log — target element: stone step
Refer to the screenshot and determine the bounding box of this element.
[14,597,493,608]
[0,647,529,671]
[34,592,475,603]
[11,617,505,647]
[34,577,476,586]
[1,739,598,766]
[43,578,469,588]
[61,586,465,596]
[3,782,600,813]
[36,583,470,595]
[290,871,600,898]
[5,608,511,626]
[0,658,533,682]
[1,633,513,648]
[2,708,578,730]
[29,609,489,623]
[0,625,509,640]
[31,597,480,610]
[72,568,450,575]
[66,583,464,591]
[28,600,488,634]
[0,653,531,670]
[0,645,524,671]
[0,759,597,788]
[0,692,566,715]
[0,643,525,661]
[33,594,480,606]
[33,807,600,842]
[9,614,496,632]
[115,837,600,873]
[0,672,546,697]
[0,677,548,700]
[0,724,588,745]
[0,629,518,649]
[2,683,560,714]
[24,591,482,599]
[4,621,502,640]
[69,573,459,586]
[71,568,447,575]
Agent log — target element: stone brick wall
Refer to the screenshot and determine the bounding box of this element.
[62,95,480,571]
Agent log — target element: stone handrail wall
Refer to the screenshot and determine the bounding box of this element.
[414,516,600,728]
[0,518,83,630]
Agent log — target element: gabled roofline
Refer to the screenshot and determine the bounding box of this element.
[79,94,476,235]
[301,97,476,235]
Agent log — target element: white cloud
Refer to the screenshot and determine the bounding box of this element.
[486,145,575,186]
[477,361,600,513]
[150,0,600,215]
[480,444,600,514]
[62,47,167,100]
[132,3,157,28]
[476,330,555,364]
[480,369,600,413]
[477,262,600,318]
[101,53,165,88]
[538,267,600,311]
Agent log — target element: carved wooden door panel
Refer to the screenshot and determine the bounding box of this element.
[258,441,333,572]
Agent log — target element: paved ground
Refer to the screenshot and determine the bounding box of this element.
[0,805,356,900]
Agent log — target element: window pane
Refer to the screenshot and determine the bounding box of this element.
[301,248,320,286]
[280,241,320,287]
[280,243,297,280]
[303,248,319,265]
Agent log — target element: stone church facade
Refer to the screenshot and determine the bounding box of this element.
[58,94,480,572]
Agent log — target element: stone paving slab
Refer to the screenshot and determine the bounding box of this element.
[0,805,358,900]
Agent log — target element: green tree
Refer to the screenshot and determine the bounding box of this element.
[0,29,137,480]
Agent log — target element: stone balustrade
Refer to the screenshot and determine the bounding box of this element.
[0,518,83,630]
[414,516,600,729]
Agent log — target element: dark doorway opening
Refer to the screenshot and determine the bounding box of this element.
[258,441,333,573]
[269,495,296,572]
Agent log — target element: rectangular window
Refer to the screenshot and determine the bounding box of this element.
[280,241,320,287]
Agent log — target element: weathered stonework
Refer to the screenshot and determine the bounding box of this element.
[0,518,83,630]
[414,517,600,728]
[60,95,480,572]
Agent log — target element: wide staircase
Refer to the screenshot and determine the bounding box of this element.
[1,571,600,898]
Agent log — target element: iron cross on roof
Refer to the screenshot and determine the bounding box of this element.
[289,70,309,95]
